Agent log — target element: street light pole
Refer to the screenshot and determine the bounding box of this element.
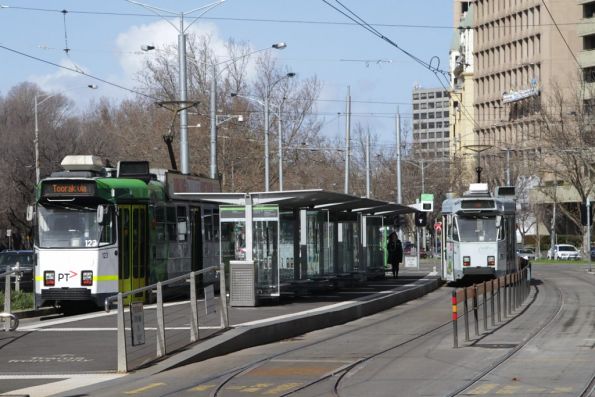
[34,85,98,184]
[127,0,224,175]
[278,100,284,191]
[231,71,295,192]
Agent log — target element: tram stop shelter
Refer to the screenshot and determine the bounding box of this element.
[176,189,416,306]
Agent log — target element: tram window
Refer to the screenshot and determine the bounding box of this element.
[213,209,219,239]
[155,207,165,223]
[204,209,213,241]
[166,206,177,242]
[99,208,115,245]
[177,206,187,242]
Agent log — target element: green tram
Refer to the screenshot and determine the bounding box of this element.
[32,155,220,309]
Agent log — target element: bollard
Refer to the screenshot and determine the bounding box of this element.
[463,287,470,342]
[156,282,166,358]
[482,281,488,332]
[473,285,479,336]
[14,262,20,293]
[497,277,502,322]
[490,278,495,326]
[189,271,199,343]
[452,290,458,348]
[502,276,508,319]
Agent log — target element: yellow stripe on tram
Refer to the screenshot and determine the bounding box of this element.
[94,275,118,281]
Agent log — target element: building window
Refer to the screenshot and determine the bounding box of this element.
[584,34,595,51]
[436,91,443,98]
[429,122,435,129]
[413,103,419,110]
[413,93,419,100]
[428,102,435,109]
[420,93,427,99]
[421,103,428,109]
[584,66,595,83]
[413,113,419,120]
[584,2,595,18]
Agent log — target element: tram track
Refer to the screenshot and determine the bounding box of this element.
[155,286,455,397]
[200,280,540,397]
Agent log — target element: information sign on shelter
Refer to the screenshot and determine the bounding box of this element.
[404,256,419,269]
[204,284,216,315]
[130,302,145,346]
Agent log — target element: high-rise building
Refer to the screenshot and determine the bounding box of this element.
[449,0,476,187]
[411,87,450,159]
[473,0,581,153]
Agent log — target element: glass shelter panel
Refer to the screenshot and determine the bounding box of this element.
[340,221,360,273]
[279,212,295,282]
[323,215,335,275]
[306,211,323,277]
[253,220,279,296]
[365,216,384,271]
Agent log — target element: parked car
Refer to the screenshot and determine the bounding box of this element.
[0,250,34,292]
[547,244,581,260]
[516,247,536,261]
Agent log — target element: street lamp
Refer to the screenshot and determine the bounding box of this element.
[127,0,225,175]
[34,84,98,184]
[142,41,288,180]
[231,71,296,192]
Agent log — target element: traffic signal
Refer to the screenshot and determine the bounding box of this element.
[415,212,427,227]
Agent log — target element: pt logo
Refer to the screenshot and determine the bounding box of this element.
[58,271,78,282]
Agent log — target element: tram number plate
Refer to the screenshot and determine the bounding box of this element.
[130,302,145,346]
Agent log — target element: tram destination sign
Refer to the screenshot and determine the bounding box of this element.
[42,180,96,197]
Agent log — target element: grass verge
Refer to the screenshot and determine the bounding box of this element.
[0,290,34,311]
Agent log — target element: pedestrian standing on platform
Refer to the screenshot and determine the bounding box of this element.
[387,232,403,279]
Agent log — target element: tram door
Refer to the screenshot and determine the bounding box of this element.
[118,205,147,302]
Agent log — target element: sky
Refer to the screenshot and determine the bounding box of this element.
[0,0,453,149]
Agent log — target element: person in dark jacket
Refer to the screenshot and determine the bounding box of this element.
[387,232,403,279]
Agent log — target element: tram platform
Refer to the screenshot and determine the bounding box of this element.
[149,261,442,374]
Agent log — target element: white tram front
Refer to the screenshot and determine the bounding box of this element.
[441,184,517,282]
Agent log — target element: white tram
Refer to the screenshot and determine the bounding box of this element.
[440,183,517,282]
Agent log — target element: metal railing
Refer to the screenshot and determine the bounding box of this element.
[104,264,229,373]
[1,266,21,332]
[451,265,531,348]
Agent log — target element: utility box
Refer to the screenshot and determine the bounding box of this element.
[229,260,256,307]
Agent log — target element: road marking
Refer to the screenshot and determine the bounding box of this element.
[124,382,166,394]
[495,385,520,394]
[263,383,303,394]
[467,383,498,394]
[0,374,126,397]
[189,384,216,391]
[239,383,274,392]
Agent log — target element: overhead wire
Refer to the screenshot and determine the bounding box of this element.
[0,44,161,102]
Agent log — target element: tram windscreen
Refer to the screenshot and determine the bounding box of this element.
[455,216,499,242]
[37,204,115,248]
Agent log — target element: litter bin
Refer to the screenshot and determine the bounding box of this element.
[229,260,256,307]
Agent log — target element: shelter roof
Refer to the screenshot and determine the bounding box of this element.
[175,189,417,215]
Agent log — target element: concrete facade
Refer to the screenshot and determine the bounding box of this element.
[411,87,451,160]
[473,0,582,154]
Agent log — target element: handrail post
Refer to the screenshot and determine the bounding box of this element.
[497,277,501,322]
[116,293,127,373]
[190,271,199,343]
[218,263,229,329]
[156,282,166,357]
[503,275,508,318]
[4,266,11,332]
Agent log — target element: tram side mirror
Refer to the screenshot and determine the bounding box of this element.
[97,205,106,225]
[495,215,502,228]
[26,205,35,222]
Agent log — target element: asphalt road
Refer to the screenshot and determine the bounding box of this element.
[34,264,595,397]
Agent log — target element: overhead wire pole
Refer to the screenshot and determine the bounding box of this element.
[344,86,351,194]
[126,0,225,175]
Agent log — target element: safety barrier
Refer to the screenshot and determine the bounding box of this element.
[451,266,531,348]
[0,265,21,332]
[104,264,229,373]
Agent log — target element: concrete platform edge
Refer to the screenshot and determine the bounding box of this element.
[150,277,443,374]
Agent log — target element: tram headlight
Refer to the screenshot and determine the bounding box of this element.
[44,271,55,286]
[487,256,496,266]
[81,271,93,286]
[463,256,471,267]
